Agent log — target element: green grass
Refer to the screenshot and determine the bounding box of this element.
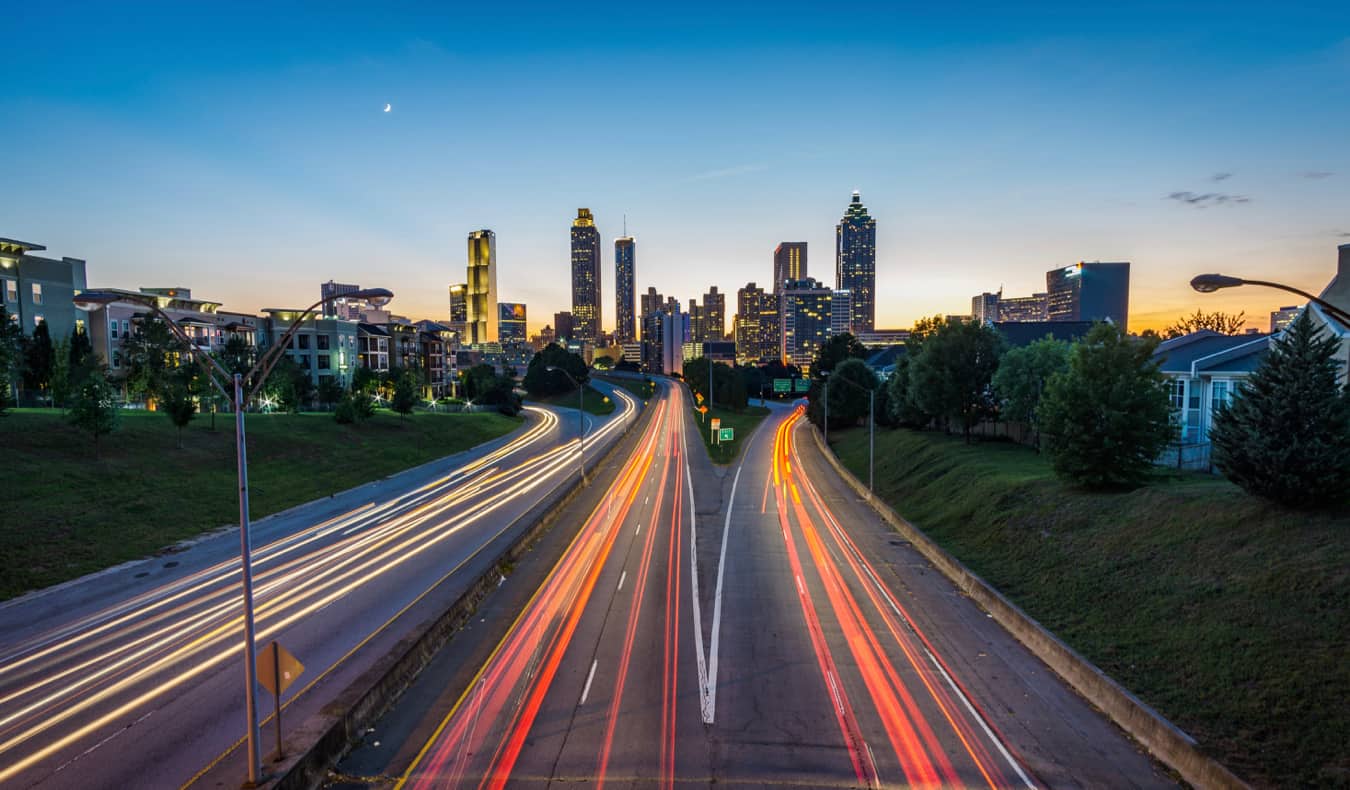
[600,375,655,401]
[533,384,616,415]
[693,405,770,465]
[0,407,522,600]
[830,427,1349,788]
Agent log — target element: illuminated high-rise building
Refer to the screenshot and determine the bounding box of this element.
[448,283,467,341]
[780,278,834,372]
[498,302,527,344]
[836,191,876,333]
[615,236,636,344]
[466,230,498,344]
[736,282,778,363]
[703,286,725,342]
[773,242,807,292]
[570,209,602,345]
[688,299,705,342]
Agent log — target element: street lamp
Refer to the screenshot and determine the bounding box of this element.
[545,366,587,484]
[1189,274,1350,325]
[825,370,877,495]
[73,285,392,786]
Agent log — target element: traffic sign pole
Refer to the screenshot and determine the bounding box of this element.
[271,642,283,761]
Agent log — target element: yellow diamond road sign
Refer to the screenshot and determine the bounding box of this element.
[257,641,304,697]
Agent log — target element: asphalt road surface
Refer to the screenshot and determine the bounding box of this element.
[350,390,1174,789]
[0,383,640,790]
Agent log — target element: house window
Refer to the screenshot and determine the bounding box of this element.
[112,351,121,369]
[110,319,119,339]
[122,319,130,337]
[33,314,44,327]
[1211,379,1234,414]
[318,354,331,370]
[3,279,15,303]
[1168,379,1186,411]
[31,283,42,305]
[317,335,330,351]
[299,354,310,368]
[297,334,310,350]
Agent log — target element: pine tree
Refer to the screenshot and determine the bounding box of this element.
[1210,311,1350,507]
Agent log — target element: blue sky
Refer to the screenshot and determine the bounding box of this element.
[4,1,1349,332]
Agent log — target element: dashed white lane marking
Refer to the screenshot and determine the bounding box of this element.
[580,659,598,705]
[617,571,627,592]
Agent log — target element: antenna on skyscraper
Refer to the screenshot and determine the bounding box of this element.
[623,213,627,236]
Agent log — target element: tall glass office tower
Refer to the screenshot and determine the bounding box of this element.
[835,191,876,333]
[466,229,498,344]
[615,236,636,344]
[571,209,602,345]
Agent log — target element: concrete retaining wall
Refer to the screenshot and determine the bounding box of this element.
[808,425,1249,790]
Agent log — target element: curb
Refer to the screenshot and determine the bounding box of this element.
[808,424,1249,790]
[258,391,654,790]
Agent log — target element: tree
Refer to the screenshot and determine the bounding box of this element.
[262,355,313,412]
[1038,323,1174,488]
[992,336,1072,446]
[350,365,378,395]
[1209,311,1350,507]
[907,319,1004,442]
[335,390,376,424]
[1164,309,1246,339]
[161,383,197,448]
[68,367,119,458]
[49,337,72,409]
[809,333,868,381]
[0,308,21,413]
[391,369,418,420]
[121,318,183,404]
[523,343,588,398]
[69,324,94,371]
[807,358,878,430]
[316,376,344,410]
[462,363,521,415]
[22,320,55,401]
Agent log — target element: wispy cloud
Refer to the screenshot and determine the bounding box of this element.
[1300,170,1335,179]
[1210,172,1232,181]
[1340,231,1350,238]
[1166,191,1252,207]
[681,163,768,182]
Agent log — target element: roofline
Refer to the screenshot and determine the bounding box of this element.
[1190,334,1270,376]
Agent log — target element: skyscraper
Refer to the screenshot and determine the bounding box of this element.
[615,236,636,344]
[1046,261,1130,329]
[736,282,768,363]
[554,311,575,341]
[688,299,705,343]
[703,286,725,342]
[466,230,498,344]
[836,191,876,333]
[780,278,834,372]
[498,303,527,344]
[447,283,467,342]
[773,242,807,292]
[570,209,602,345]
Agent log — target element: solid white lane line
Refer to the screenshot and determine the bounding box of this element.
[703,463,742,725]
[580,659,598,705]
[617,571,627,592]
[686,422,710,726]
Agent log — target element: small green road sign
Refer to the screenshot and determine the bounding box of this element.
[719,427,734,441]
[794,378,811,393]
[773,378,791,393]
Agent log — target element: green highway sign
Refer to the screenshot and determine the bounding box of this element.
[773,378,791,393]
[794,378,811,393]
[718,427,734,441]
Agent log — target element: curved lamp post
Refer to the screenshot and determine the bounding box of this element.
[1189,274,1350,325]
[545,366,587,484]
[74,286,392,786]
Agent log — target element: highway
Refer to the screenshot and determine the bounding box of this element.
[361,389,1173,788]
[0,383,640,790]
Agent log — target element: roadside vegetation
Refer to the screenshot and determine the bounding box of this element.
[691,404,770,465]
[831,426,1348,787]
[0,408,522,600]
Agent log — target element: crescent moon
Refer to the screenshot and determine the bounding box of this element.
[384,103,392,112]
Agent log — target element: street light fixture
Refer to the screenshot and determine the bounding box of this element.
[1189,274,1350,325]
[73,285,392,786]
[546,366,587,484]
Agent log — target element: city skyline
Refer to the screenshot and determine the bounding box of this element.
[5,4,1349,334]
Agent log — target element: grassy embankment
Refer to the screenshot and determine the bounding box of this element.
[830,427,1348,788]
[693,404,770,465]
[1,408,522,600]
[534,384,616,416]
[599,375,655,401]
